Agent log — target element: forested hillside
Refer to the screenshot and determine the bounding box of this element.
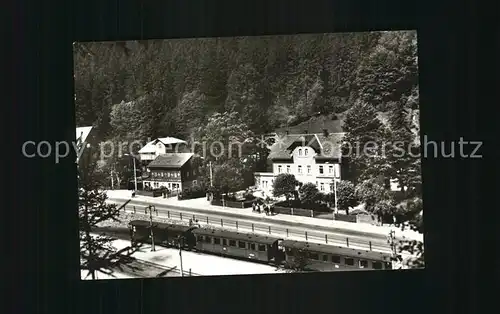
[73,31,418,143]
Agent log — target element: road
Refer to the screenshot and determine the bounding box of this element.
[107,198,394,253]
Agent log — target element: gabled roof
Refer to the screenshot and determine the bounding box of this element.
[138,137,187,153]
[76,126,93,144]
[147,153,194,169]
[268,133,345,160]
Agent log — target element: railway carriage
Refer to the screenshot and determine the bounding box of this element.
[128,220,197,249]
[281,240,392,271]
[128,219,393,272]
[191,228,285,263]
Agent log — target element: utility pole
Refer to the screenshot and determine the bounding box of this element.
[333,178,338,215]
[387,230,397,257]
[147,205,156,252]
[178,235,184,277]
[209,161,213,187]
[124,154,138,192]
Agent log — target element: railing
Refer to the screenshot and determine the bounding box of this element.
[121,204,389,253]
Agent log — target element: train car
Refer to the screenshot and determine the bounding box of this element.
[191,227,285,264]
[281,240,392,271]
[128,220,197,249]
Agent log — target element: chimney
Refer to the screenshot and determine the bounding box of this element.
[323,129,329,137]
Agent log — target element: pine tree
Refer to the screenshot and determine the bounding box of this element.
[79,153,138,279]
[341,102,389,183]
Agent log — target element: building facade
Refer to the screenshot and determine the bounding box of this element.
[254,131,345,196]
[138,137,188,168]
[142,153,199,192]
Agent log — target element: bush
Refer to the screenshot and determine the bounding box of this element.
[178,185,206,200]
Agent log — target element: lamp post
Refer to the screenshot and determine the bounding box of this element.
[123,153,138,192]
[387,229,397,257]
[178,235,184,277]
[146,205,156,252]
[333,178,338,215]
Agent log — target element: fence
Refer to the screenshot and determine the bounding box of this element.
[122,204,389,253]
[133,257,200,277]
[210,199,254,209]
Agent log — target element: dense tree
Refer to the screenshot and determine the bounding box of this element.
[79,155,138,279]
[341,101,391,184]
[272,173,299,201]
[283,248,310,273]
[298,183,322,208]
[336,180,358,215]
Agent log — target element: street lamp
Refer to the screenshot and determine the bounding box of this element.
[146,205,156,252]
[123,153,138,192]
[178,235,184,277]
[387,229,397,257]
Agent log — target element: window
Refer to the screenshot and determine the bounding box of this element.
[287,249,294,256]
[319,165,324,174]
[298,165,302,174]
[344,258,354,266]
[299,149,302,156]
[205,236,212,243]
[197,235,204,242]
[229,240,237,247]
[249,243,256,250]
[329,166,333,174]
[335,165,340,178]
[308,252,319,260]
[214,238,220,245]
[222,239,227,246]
[372,262,383,270]
[307,165,311,174]
[238,241,246,249]
[320,183,325,191]
[359,260,368,268]
[332,255,340,264]
[258,244,266,252]
[278,165,282,173]
[193,180,197,185]
[305,148,308,156]
[286,165,291,173]
[322,255,329,262]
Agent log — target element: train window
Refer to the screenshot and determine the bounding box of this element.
[249,243,256,250]
[238,241,246,249]
[287,249,294,256]
[372,262,383,269]
[359,260,368,268]
[332,255,340,263]
[308,252,319,260]
[222,239,227,246]
[344,258,354,266]
[322,255,329,262]
[205,236,212,243]
[213,238,220,245]
[197,235,204,242]
[258,244,266,252]
[229,240,237,247]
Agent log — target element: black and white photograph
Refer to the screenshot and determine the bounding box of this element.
[74,30,423,280]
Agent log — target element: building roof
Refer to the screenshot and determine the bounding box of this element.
[191,227,281,245]
[76,126,93,144]
[128,220,195,233]
[281,240,391,262]
[268,132,345,160]
[147,153,194,169]
[138,137,187,154]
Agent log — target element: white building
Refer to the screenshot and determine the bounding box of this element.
[254,131,345,196]
[138,137,188,165]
